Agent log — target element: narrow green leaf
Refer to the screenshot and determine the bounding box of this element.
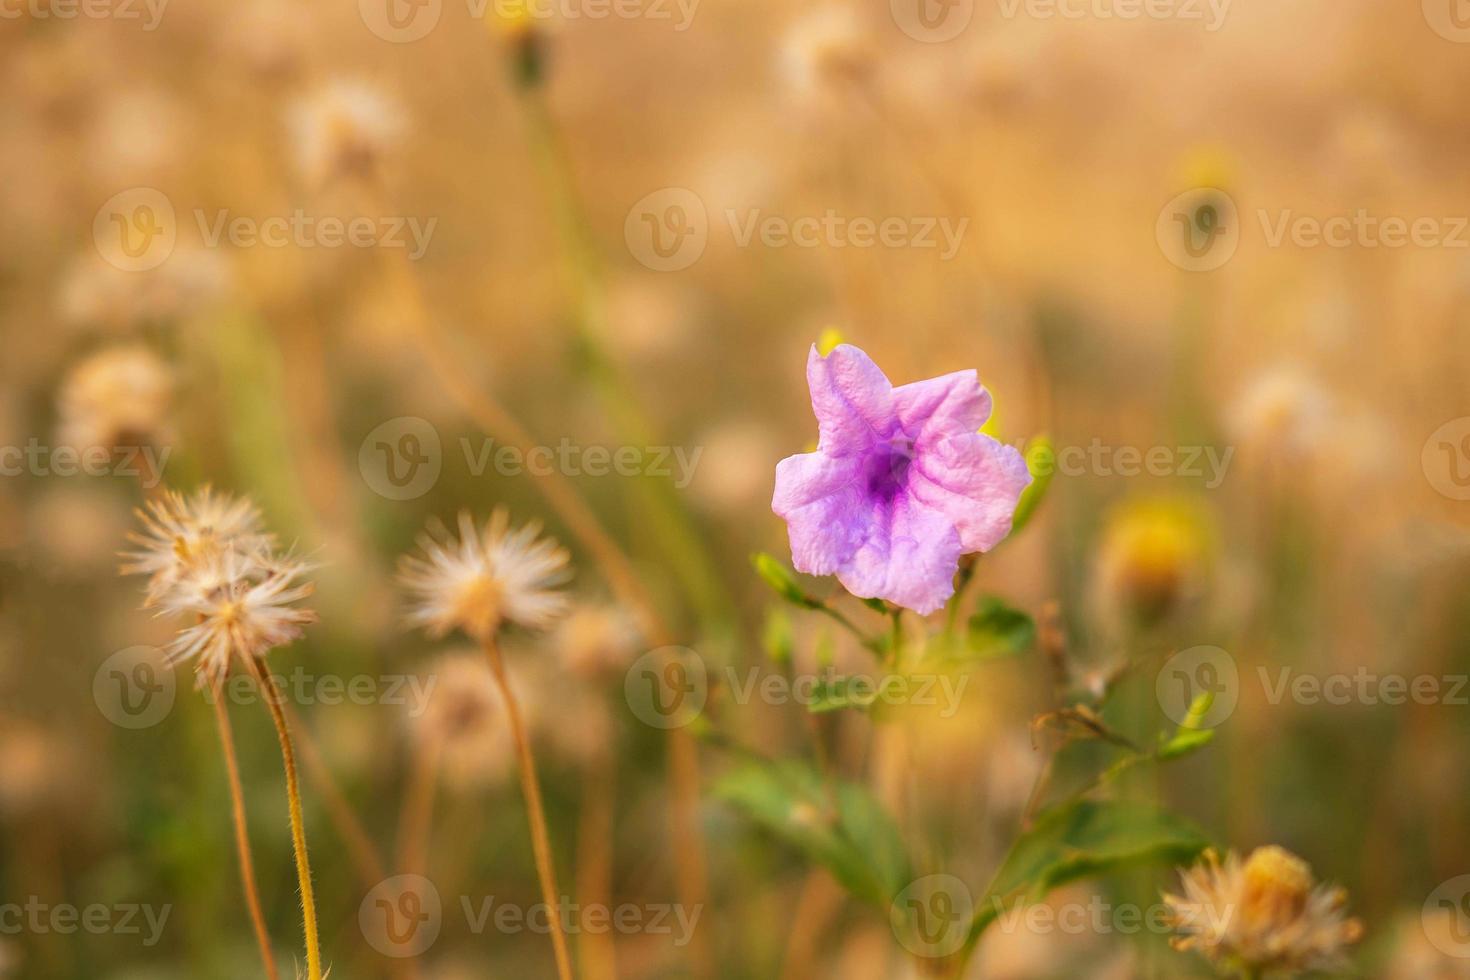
[1010,436,1055,535]
[805,675,890,714]
[752,553,821,610]
[1158,690,1217,760]
[969,800,1210,942]
[716,760,912,908]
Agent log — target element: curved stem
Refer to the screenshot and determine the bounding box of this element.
[210,687,280,980]
[378,243,711,976]
[576,752,618,980]
[250,659,324,980]
[481,636,574,980]
[281,700,387,889]
[397,733,442,876]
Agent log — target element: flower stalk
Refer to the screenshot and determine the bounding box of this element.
[210,687,280,980]
[482,635,574,980]
[250,658,324,980]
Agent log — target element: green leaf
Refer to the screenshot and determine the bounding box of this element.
[969,800,1210,941]
[805,675,890,714]
[1010,436,1055,535]
[1158,727,1215,760]
[1158,691,1217,761]
[716,760,912,908]
[959,597,1036,662]
[752,553,820,610]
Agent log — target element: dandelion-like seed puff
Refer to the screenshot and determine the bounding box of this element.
[287,78,403,187]
[397,508,575,980]
[56,345,174,456]
[123,488,316,687]
[1164,846,1363,978]
[122,486,275,606]
[158,549,318,689]
[398,509,571,641]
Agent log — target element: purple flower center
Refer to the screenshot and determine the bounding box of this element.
[865,436,915,501]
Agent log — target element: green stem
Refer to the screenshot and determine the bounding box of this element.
[814,604,883,654]
[517,87,736,638]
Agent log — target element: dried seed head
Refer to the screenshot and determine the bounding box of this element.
[1164,847,1363,977]
[122,486,273,606]
[779,7,876,106]
[159,548,317,688]
[398,509,571,641]
[553,601,642,680]
[56,345,173,455]
[288,79,404,187]
[413,651,516,788]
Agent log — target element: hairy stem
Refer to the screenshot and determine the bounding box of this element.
[210,688,280,980]
[250,659,324,980]
[282,700,387,889]
[482,636,574,980]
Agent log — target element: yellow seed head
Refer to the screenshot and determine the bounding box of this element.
[1243,846,1314,923]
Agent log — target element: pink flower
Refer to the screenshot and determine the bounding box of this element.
[772,344,1031,614]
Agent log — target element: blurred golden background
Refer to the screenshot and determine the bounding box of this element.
[2,0,1470,977]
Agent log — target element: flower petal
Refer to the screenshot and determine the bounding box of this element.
[837,495,963,615]
[806,344,896,454]
[892,369,992,447]
[908,432,1031,552]
[773,451,868,576]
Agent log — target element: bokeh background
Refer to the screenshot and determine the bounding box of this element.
[3,0,1470,976]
